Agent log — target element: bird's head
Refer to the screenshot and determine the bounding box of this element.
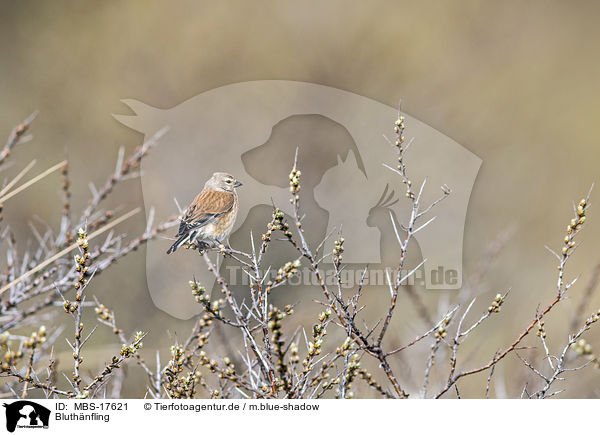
[205,172,243,192]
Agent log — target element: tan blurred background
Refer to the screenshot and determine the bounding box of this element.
[1,0,599,397]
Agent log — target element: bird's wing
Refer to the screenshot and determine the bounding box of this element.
[176,190,235,235]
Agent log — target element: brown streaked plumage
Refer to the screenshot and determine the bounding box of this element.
[167,172,242,254]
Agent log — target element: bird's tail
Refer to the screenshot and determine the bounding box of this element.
[166,234,189,254]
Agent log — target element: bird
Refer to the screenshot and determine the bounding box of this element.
[167,172,242,254]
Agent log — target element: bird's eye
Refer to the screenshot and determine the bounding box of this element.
[226,180,232,184]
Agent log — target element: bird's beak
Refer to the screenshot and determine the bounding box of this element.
[234,180,243,188]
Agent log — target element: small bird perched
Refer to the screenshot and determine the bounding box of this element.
[167,172,242,254]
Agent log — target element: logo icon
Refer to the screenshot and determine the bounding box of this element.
[114,80,481,319]
[3,401,50,432]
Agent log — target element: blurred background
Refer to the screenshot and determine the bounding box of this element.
[1,0,599,397]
